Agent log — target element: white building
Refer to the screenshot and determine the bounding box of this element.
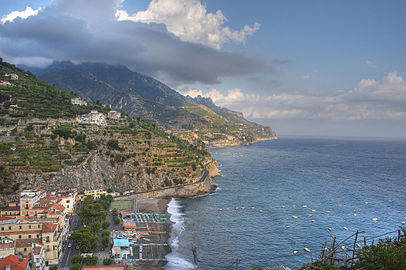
[20,190,46,216]
[5,74,18,80]
[70,97,87,106]
[76,111,106,126]
[31,243,46,270]
[108,110,121,120]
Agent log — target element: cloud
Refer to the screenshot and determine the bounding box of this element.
[365,60,377,68]
[0,0,268,85]
[1,6,42,24]
[185,72,406,121]
[116,0,260,49]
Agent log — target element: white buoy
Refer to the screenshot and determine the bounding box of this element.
[402,221,405,225]
[302,205,308,208]
[343,226,349,231]
[293,250,298,254]
[389,200,393,203]
[326,210,331,214]
[311,209,316,213]
[311,220,316,223]
[286,226,290,228]
[328,227,333,231]
[372,218,378,222]
[304,248,311,253]
[357,243,361,248]
[341,246,345,250]
[353,209,357,212]
[292,216,298,219]
[353,213,357,216]
[365,201,369,204]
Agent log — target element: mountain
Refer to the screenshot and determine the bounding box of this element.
[0,58,214,205]
[22,61,277,146]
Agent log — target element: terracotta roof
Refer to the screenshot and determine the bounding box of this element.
[41,223,58,233]
[0,255,29,270]
[48,203,65,212]
[0,216,16,221]
[0,206,20,212]
[0,230,42,237]
[15,239,41,248]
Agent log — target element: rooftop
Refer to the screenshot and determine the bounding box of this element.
[0,255,29,270]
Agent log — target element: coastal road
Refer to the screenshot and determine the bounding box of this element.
[116,160,213,199]
[58,207,82,270]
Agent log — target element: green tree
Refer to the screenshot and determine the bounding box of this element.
[103,258,113,265]
[102,221,111,230]
[102,236,110,247]
[89,222,102,233]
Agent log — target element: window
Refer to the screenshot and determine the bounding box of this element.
[8,226,11,230]
[1,227,3,231]
[36,234,39,238]
[19,226,22,230]
[24,247,27,251]
[19,235,22,239]
[67,200,70,203]
[28,235,31,239]
[29,225,31,229]
[38,225,40,229]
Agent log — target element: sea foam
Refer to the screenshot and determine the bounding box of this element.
[165,198,195,270]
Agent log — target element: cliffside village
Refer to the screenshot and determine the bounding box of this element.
[0,188,111,270]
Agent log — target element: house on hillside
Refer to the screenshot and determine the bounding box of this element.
[5,74,18,80]
[70,97,87,106]
[0,80,13,86]
[76,111,106,126]
[107,110,121,120]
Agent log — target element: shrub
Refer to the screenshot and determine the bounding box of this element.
[103,258,113,265]
[102,221,111,230]
[102,235,110,247]
[113,216,120,225]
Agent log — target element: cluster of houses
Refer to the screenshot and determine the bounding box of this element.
[0,188,76,269]
[0,73,18,87]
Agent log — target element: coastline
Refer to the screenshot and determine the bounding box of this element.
[208,136,278,148]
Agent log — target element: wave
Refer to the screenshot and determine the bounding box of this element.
[165,198,195,270]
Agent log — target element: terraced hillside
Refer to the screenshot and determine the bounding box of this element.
[0,58,208,204]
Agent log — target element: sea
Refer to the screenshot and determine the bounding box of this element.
[165,137,406,269]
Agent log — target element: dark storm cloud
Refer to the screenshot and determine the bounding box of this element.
[0,0,269,85]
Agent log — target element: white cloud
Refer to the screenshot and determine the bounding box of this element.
[116,0,260,49]
[365,60,377,68]
[185,72,406,121]
[1,6,42,24]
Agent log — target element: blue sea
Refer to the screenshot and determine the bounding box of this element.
[165,138,406,269]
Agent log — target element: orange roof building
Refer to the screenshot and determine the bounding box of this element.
[0,254,29,270]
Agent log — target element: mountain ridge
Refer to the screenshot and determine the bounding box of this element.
[22,61,277,146]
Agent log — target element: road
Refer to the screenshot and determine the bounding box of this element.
[116,160,213,198]
[58,207,82,270]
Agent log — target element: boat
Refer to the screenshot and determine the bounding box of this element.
[218,209,223,211]
[304,248,311,253]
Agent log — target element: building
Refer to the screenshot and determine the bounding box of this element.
[112,238,132,262]
[56,193,75,214]
[107,110,121,119]
[0,80,13,86]
[31,243,46,270]
[19,190,46,216]
[0,254,30,270]
[70,97,87,106]
[5,74,18,80]
[84,189,107,200]
[0,203,20,217]
[76,111,106,126]
[0,239,15,259]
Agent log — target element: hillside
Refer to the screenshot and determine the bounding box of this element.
[24,61,277,146]
[0,58,210,205]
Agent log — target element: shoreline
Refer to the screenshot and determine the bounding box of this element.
[208,136,278,148]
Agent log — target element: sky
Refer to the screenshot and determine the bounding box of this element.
[0,0,405,138]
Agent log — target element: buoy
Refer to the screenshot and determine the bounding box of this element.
[326,210,331,214]
[304,248,311,253]
[338,204,343,207]
[241,207,246,210]
[293,250,298,254]
[402,221,405,225]
[292,216,298,219]
[281,205,286,208]
[292,205,296,208]
[328,228,332,231]
[311,220,316,223]
[389,200,393,202]
[311,209,316,213]
[286,226,290,228]
[343,226,349,231]
[353,213,357,216]
[226,208,230,211]
[341,246,345,250]
[357,243,361,248]
[372,218,378,222]
[353,209,357,212]
[259,210,263,213]
[302,205,308,208]
[365,201,369,204]
[218,209,223,211]
[251,207,255,210]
